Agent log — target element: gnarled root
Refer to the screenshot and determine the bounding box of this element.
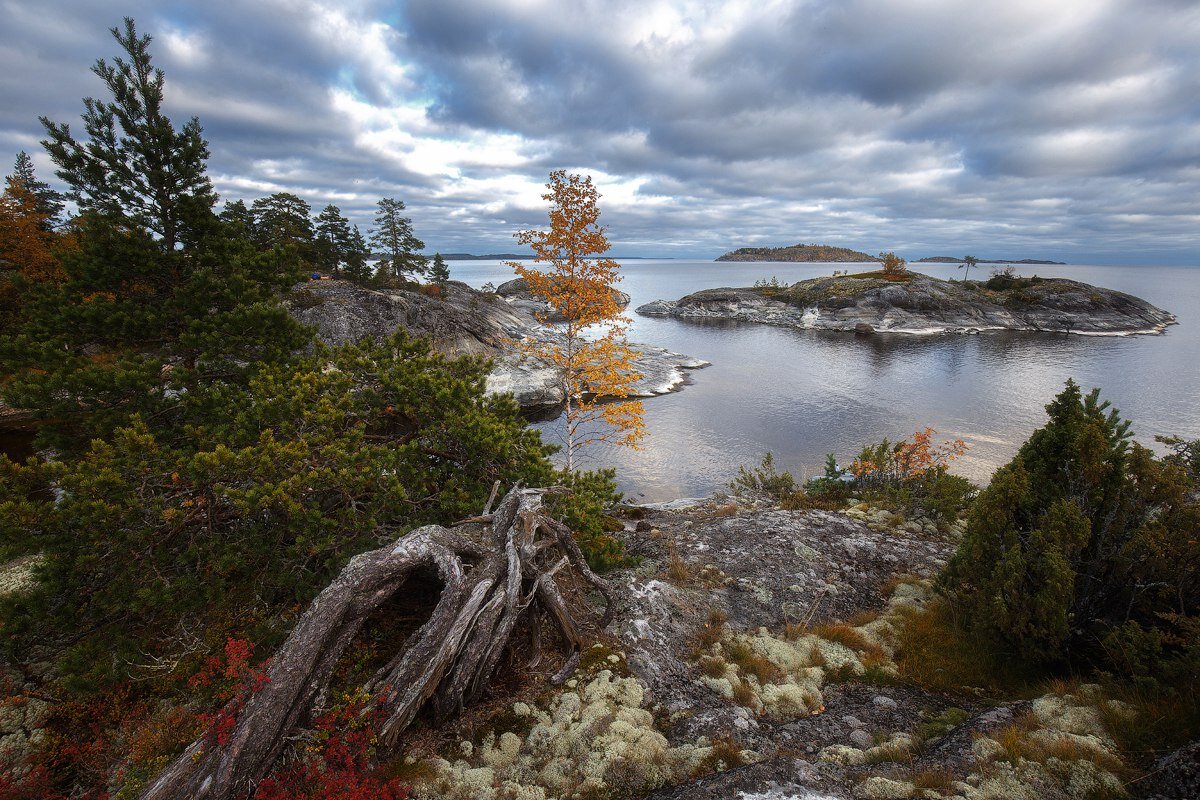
[139,486,613,800]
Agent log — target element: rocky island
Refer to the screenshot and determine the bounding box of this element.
[638,271,1175,336]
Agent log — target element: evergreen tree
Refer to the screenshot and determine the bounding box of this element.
[218,198,255,241]
[0,332,558,688]
[314,204,353,277]
[7,151,65,228]
[343,224,372,284]
[428,251,450,286]
[940,380,1200,669]
[2,21,310,451]
[39,18,216,251]
[371,197,425,280]
[251,192,314,266]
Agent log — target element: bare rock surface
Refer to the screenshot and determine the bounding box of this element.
[288,279,706,408]
[638,273,1175,336]
[1138,739,1200,799]
[605,499,1015,799]
[495,276,631,322]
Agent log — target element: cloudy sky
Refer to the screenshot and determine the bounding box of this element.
[3,0,1197,263]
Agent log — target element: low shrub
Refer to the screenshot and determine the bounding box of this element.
[893,598,1045,696]
[729,452,794,501]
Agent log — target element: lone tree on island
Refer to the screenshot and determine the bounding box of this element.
[879,251,907,279]
[371,197,425,280]
[959,254,979,281]
[509,170,644,473]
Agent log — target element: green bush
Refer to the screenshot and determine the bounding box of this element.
[0,332,560,689]
[939,380,1200,671]
[845,429,974,521]
[729,452,795,501]
[544,467,633,573]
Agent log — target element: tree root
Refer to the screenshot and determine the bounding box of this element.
[139,486,613,800]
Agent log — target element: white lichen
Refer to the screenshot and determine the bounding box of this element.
[418,669,736,800]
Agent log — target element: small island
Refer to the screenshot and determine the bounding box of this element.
[638,270,1176,336]
[716,243,880,262]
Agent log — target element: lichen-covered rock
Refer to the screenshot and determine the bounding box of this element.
[419,670,737,800]
[854,776,916,799]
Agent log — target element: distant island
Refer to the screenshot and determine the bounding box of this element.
[916,256,1066,265]
[716,243,880,262]
[436,252,536,261]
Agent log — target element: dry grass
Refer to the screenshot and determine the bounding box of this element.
[909,767,959,796]
[863,736,912,764]
[693,608,728,653]
[730,678,757,707]
[723,640,784,684]
[893,598,1044,696]
[710,502,738,518]
[848,610,881,627]
[782,622,808,641]
[666,543,693,584]
[1096,679,1200,772]
[812,622,886,660]
[698,656,727,679]
[696,733,751,775]
[985,715,1126,779]
[880,573,924,597]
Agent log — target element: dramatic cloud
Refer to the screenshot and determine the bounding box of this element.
[2,0,1197,262]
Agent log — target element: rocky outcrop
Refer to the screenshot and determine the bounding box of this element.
[291,279,529,357]
[638,273,1176,336]
[289,280,707,409]
[495,277,631,323]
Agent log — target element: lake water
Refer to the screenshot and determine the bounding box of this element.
[449,259,1200,502]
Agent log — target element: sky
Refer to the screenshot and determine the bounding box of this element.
[2,0,1197,264]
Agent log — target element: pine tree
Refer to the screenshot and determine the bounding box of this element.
[251,192,314,266]
[2,21,310,451]
[314,204,353,277]
[428,252,450,286]
[39,18,216,251]
[939,379,1200,669]
[0,179,71,327]
[8,151,65,228]
[371,198,425,280]
[218,199,255,241]
[343,224,372,284]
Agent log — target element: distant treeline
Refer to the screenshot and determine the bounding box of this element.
[717,243,880,262]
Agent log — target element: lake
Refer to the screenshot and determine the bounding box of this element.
[449,259,1200,502]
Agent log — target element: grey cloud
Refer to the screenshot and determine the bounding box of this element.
[1,1,1198,263]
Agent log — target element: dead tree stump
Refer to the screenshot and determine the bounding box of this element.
[139,486,613,800]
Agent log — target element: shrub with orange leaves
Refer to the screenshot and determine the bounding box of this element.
[849,428,973,520]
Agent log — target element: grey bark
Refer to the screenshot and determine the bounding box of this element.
[139,486,612,800]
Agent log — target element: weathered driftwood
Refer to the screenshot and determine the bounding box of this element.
[139,486,613,800]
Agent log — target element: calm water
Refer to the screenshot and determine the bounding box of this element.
[450,259,1200,502]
